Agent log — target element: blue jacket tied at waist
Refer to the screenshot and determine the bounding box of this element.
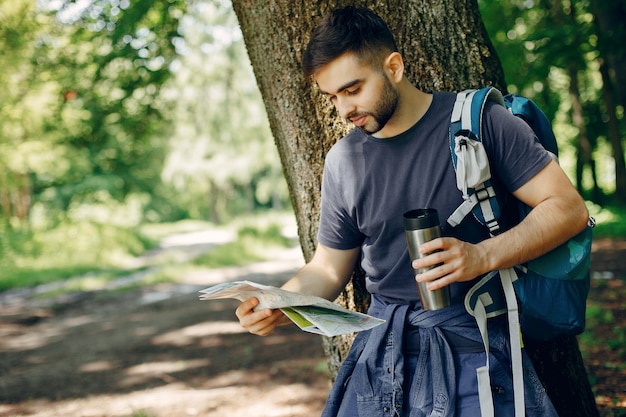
[322,295,558,417]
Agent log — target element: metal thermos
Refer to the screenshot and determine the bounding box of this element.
[403,208,451,310]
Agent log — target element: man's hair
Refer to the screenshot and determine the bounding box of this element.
[302,6,398,78]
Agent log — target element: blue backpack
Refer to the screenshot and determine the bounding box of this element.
[448,87,593,417]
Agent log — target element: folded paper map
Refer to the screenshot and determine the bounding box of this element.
[199,280,385,337]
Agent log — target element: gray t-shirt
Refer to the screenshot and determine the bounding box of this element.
[317,91,553,304]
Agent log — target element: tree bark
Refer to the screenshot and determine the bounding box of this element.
[526,335,600,417]
[232,0,599,415]
[231,0,505,264]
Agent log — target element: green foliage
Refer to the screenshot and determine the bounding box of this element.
[45,0,187,209]
[237,223,292,247]
[585,304,615,327]
[0,219,154,291]
[0,0,289,228]
[192,240,264,268]
[159,0,289,223]
[479,0,626,201]
[0,210,296,292]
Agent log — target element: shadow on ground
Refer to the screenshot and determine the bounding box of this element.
[0,241,329,417]
[0,237,624,416]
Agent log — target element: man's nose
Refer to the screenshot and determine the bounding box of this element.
[335,96,355,119]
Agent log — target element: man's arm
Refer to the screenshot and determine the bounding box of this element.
[235,243,360,336]
[414,160,589,290]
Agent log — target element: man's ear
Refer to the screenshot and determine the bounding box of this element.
[384,52,404,83]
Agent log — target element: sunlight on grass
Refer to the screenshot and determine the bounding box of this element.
[191,222,294,269]
[0,212,297,294]
[35,270,135,298]
[138,219,218,242]
[130,411,157,417]
[0,219,154,291]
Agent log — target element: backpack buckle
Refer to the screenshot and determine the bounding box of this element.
[454,129,478,141]
[473,184,495,203]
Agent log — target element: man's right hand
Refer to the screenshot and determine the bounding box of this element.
[236,243,360,336]
[235,297,289,336]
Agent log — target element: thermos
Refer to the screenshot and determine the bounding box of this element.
[403,208,451,310]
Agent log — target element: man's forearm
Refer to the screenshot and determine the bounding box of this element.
[281,264,349,301]
[479,191,588,273]
[281,244,360,301]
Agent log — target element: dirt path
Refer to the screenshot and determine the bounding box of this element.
[0,233,331,417]
[0,236,625,417]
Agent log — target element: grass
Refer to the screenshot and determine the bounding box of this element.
[192,223,293,268]
[0,212,297,293]
[0,220,155,291]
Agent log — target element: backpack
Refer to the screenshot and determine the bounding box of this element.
[448,87,594,417]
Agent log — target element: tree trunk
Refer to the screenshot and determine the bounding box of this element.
[568,66,601,201]
[526,335,600,417]
[589,0,626,203]
[590,0,626,111]
[231,0,599,415]
[598,58,626,203]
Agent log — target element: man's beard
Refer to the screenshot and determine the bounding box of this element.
[354,76,399,135]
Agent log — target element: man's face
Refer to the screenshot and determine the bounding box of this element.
[315,53,399,135]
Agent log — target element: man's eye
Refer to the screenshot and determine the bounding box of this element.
[346,88,360,96]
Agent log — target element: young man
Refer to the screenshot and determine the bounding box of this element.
[236,6,588,417]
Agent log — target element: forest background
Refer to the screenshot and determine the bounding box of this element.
[1,0,626,415]
[2,0,626,286]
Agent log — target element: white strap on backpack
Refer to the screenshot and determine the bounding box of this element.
[454,135,491,199]
[452,90,492,199]
[448,89,502,234]
[449,89,525,417]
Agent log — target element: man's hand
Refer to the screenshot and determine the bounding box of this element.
[235,243,360,336]
[235,297,290,336]
[412,237,488,290]
[413,161,589,292]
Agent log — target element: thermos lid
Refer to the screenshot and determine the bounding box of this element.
[403,208,439,230]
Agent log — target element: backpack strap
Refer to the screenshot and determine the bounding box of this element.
[464,267,525,417]
[449,88,525,417]
[447,88,504,235]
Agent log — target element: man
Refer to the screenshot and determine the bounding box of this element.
[236,6,588,417]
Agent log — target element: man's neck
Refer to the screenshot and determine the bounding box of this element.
[374,81,432,139]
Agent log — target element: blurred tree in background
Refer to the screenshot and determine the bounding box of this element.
[0,0,287,232]
[1,0,185,227]
[0,0,288,279]
[479,0,626,204]
[160,0,286,223]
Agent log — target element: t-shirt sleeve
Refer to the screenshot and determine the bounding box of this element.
[316,148,365,250]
